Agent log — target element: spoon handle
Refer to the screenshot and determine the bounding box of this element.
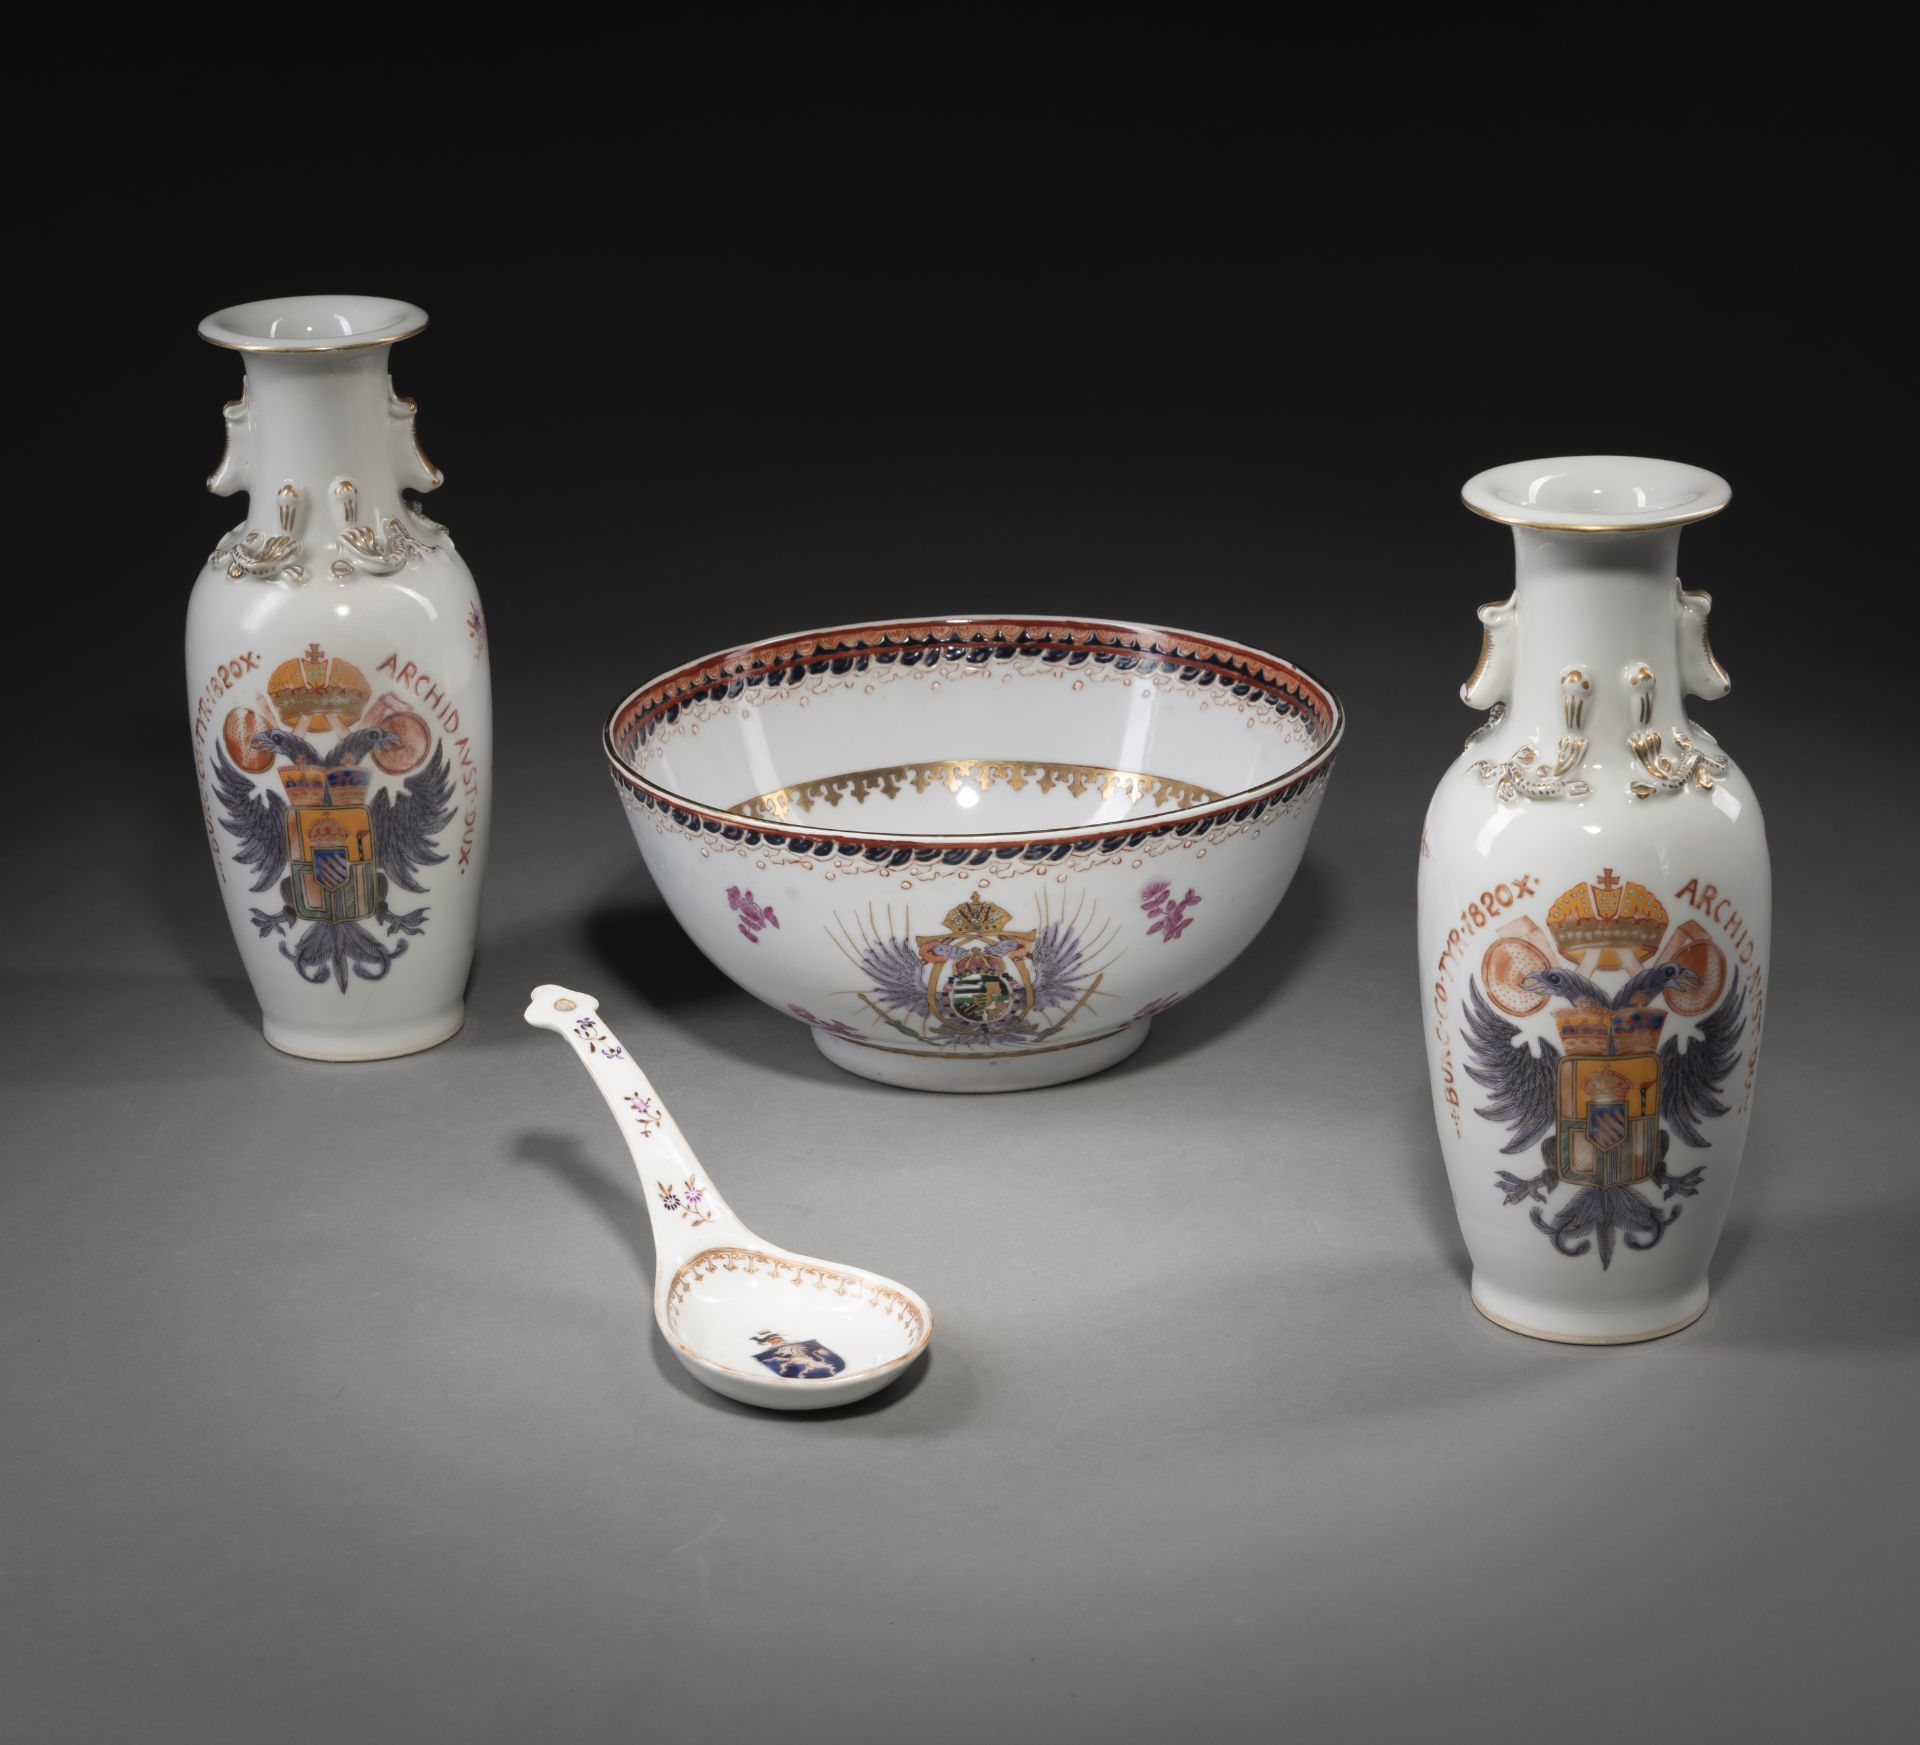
[523,984,745,1261]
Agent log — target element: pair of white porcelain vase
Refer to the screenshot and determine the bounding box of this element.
[185,297,490,1063]
[183,296,1767,1345]
[1419,458,1768,1343]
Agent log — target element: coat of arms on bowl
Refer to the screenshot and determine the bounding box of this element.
[210,644,456,991]
[1462,868,1746,1268]
[830,894,1117,1048]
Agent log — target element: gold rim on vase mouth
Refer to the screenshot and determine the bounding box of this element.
[1460,492,1733,534]
[1459,459,1733,534]
[198,299,430,354]
[731,758,1224,825]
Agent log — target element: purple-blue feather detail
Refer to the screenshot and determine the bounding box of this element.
[1462,977,1559,1154]
[1659,967,1746,1148]
[211,744,287,892]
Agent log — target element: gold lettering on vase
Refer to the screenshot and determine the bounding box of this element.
[375,650,481,874]
[1673,876,1767,1113]
[1429,872,1544,1138]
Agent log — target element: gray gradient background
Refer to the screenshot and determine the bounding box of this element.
[5,146,1914,1742]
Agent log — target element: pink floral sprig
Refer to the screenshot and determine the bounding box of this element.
[1133,993,1184,1020]
[788,1003,862,1039]
[575,1015,620,1053]
[1141,880,1201,943]
[657,1175,716,1227]
[728,886,780,943]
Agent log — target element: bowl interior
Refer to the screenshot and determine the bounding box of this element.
[666,1248,927,1379]
[614,619,1337,836]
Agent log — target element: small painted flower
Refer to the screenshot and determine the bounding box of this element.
[1142,881,1201,942]
[788,1003,863,1039]
[599,1044,624,1059]
[1150,903,1197,942]
[1133,993,1184,1020]
[728,885,780,942]
[657,1175,715,1226]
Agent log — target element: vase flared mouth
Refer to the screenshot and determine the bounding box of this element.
[199,294,428,354]
[1462,455,1731,532]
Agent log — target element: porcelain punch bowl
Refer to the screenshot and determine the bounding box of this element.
[605,616,1343,1091]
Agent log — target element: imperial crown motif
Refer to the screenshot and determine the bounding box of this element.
[268,643,372,732]
[923,898,1017,952]
[1553,1005,1667,1057]
[1582,1064,1633,1106]
[1546,867,1667,970]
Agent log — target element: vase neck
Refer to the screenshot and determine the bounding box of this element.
[1503,526,1689,752]
[207,348,442,563]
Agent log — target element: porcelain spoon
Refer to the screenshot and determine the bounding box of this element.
[525,984,933,1410]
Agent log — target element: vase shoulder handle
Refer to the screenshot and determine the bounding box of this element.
[387,379,444,495]
[1460,593,1517,709]
[1676,585,1732,700]
[206,386,250,497]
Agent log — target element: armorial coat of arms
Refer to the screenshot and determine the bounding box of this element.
[833,894,1115,1048]
[1463,868,1746,1268]
[211,644,456,991]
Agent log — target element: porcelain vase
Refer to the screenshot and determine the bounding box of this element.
[1417,457,1770,1342]
[185,297,491,1061]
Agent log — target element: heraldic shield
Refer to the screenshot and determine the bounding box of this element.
[286,794,378,923]
[1552,1009,1663,1189]
[917,899,1037,1033]
[750,1335,847,1380]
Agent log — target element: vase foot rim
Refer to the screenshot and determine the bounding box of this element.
[261,1008,464,1062]
[1470,1292,1708,1346]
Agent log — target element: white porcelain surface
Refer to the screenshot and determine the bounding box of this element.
[1461,454,1733,531]
[605,616,1343,1091]
[525,985,932,1410]
[1419,457,1769,1342]
[185,296,491,1060]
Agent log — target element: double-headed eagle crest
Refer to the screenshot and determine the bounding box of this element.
[837,894,1114,1047]
[212,645,455,991]
[1462,869,1747,1268]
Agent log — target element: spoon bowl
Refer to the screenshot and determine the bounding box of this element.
[525,984,932,1410]
[662,1243,930,1410]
